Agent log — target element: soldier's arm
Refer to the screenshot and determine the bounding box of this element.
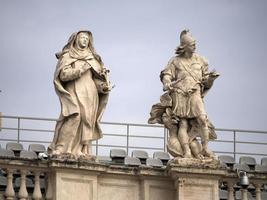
[160,58,176,91]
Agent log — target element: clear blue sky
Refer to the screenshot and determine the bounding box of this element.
[1,0,267,131]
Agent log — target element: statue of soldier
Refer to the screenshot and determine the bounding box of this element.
[149,30,219,159]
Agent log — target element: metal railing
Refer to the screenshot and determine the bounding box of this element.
[0,115,267,162]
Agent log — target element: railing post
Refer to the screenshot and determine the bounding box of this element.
[5,169,15,200]
[32,171,42,200]
[255,183,262,200]
[45,172,53,200]
[18,169,28,200]
[233,130,236,161]
[96,139,99,156]
[241,188,248,200]
[227,181,235,200]
[164,128,167,152]
[0,112,2,131]
[17,117,21,143]
[126,124,130,155]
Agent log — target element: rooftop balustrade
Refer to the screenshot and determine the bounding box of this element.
[0,115,267,199]
[0,115,267,162]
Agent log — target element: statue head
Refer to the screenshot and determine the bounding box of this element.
[175,29,196,55]
[75,32,90,50]
[56,30,103,64]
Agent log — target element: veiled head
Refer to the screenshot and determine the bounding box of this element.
[75,32,90,49]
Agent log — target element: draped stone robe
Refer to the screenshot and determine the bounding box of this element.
[48,52,109,155]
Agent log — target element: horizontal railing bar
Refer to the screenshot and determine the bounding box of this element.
[101,121,164,128]
[1,115,267,134]
[1,127,20,131]
[210,140,234,143]
[210,140,267,146]
[102,134,164,139]
[1,127,54,133]
[0,138,18,142]
[234,152,267,156]
[92,144,164,151]
[128,146,164,150]
[128,135,164,139]
[234,141,267,146]
[19,140,51,144]
[19,128,54,133]
[93,144,126,148]
[1,115,57,122]
[214,151,234,154]
[102,133,126,137]
[214,151,267,157]
[215,128,267,134]
[1,115,164,128]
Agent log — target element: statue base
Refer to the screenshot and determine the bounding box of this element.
[50,153,96,162]
[169,157,220,168]
[168,157,224,200]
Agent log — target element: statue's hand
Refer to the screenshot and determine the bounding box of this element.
[78,63,90,76]
[102,83,111,94]
[82,63,90,72]
[209,69,220,77]
[99,82,115,94]
[163,83,174,91]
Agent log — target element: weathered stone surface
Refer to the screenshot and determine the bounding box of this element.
[168,161,224,200]
[169,157,221,169]
[148,29,219,160]
[0,157,267,200]
[48,31,113,158]
[55,171,97,200]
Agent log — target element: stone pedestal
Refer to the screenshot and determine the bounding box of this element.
[168,158,225,200]
[140,178,175,200]
[53,169,98,200]
[48,159,174,200]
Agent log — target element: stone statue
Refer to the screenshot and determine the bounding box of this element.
[48,30,112,158]
[148,30,219,160]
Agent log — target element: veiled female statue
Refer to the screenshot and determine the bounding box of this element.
[48,30,112,158]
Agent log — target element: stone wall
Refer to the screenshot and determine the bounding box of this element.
[0,157,266,200]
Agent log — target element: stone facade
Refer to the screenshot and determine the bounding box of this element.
[0,157,266,200]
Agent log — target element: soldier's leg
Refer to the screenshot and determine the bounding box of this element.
[178,119,192,158]
[167,125,184,157]
[197,115,214,157]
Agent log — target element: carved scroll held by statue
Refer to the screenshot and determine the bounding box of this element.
[148,30,219,160]
[48,31,113,158]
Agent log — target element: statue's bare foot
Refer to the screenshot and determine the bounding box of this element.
[196,154,205,160]
[202,148,215,158]
[184,151,193,158]
[52,149,62,156]
[57,153,75,159]
[66,150,72,154]
[82,149,88,155]
[81,145,89,155]
[77,151,85,157]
